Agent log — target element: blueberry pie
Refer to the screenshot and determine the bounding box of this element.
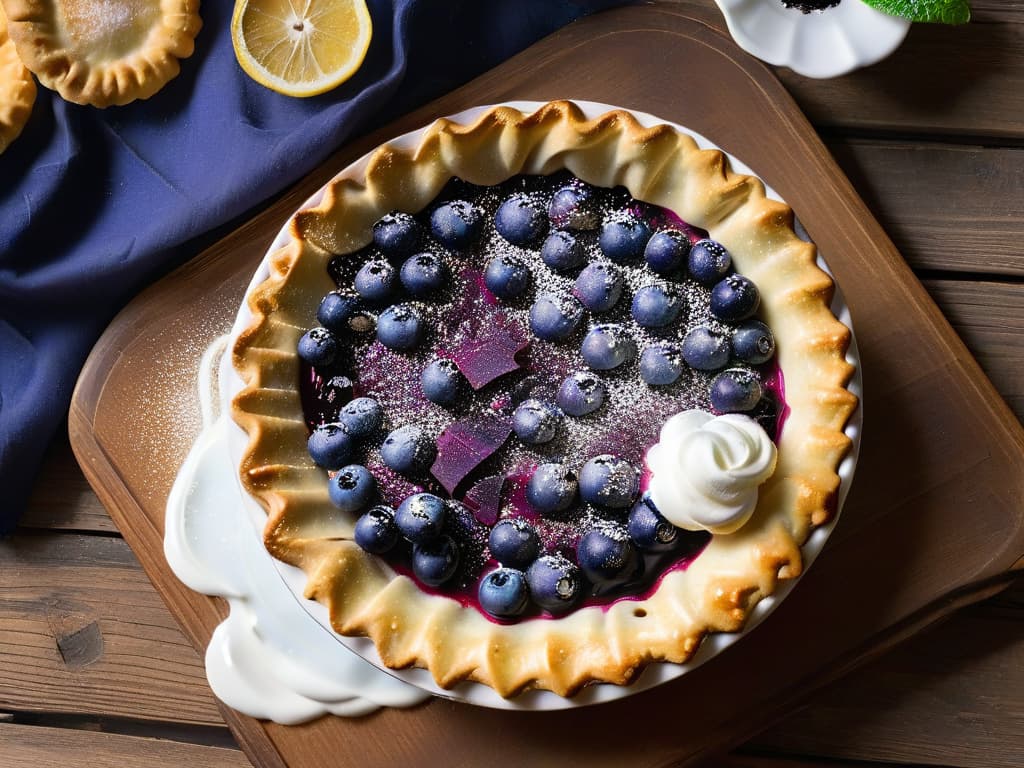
[231,101,858,697]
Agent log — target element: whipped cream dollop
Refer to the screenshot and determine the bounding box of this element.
[645,410,777,535]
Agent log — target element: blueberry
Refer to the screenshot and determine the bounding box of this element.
[319,375,354,414]
[639,344,684,386]
[317,291,362,334]
[540,230,585,271]
[556,371,606,416]
[430,200,483,249]
[376,304,423,350]
[354,259,398,303]
[395,492,447,543]
[681,326,731,371]
[478,568,530,619]
[526,553,582,614]
[644,229,691,275]
[627,495,678,551]
[512,398,561,445]
[297,327,339,368]
[495,193,548,246]
[307,422,354,469]
[631,282,684,328]
[579,455,639,509]
[599,211,652,262]
[484,254,531,300]
[413,535,460,586]
[573,262,623,313]
[710,368,764,413]
[354,505,400,554]
[420,358,465,406]
[526,463,578,514]
[373,212,421,257]
[338,396,383,438]
[577,523,638,584]
[529,294,583,342]
[488,518,540,569]
[581,324,636,371]
[381,425,436,475]
[688,239,732,285]
[732,320,776,365]
[548,181,600,230]
[399,252,448,297]
[328,464,377,512]
[710,274,760,322]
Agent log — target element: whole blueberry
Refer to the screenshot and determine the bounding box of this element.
[395,492,447,543]
[631,283,684,328]
[540,230,585,271]
[328,464,377,513]
[307,422,354,469]
[512,398,561,445]
[639,344,684,386]
[478,568,530,619]
[526,554,582,614]
[430,200,483,249]
[548,181,600,230]
[526,463,578,514]
[495,193,548,246]
[354,259,398,303]
[529,294,584,342]
[681,326,731,371]
[732,320,776,365]
[644,229,691,275]
[710,274,760,322]
[688,239,732,285]
[573,262,623,313]
[381,425,436,475]
[413,534,460,586]
[376,304,424,350]
[488,518,540,569]
[338,396,383,438]
[297,327,339,368]
[710,368,764,413]
[354,504,400,554]
[577,524,638,584]
[400,252,448,297]
[556,371,606,416]
[579,455,640,509]
[581,324,637,371]
[317,291,362,334]
[372,212,421,257]
[420,358,465,406]
[484,254,531,300]
[599,211,652,262]
[628,495,678,551]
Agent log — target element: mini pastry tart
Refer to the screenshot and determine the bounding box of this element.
[1,0,201,107]
[0,5,35,153]
[231,101,858,697]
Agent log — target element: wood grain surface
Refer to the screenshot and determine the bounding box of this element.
[4,2,1023,767]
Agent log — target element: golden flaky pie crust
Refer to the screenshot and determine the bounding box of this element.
[231,101,858,698]
[1,0,201,107]
[0,5,35,153]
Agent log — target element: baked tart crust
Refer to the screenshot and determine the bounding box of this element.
[231,101,858,697]
[0,4,35,153]
[1,0,201,107]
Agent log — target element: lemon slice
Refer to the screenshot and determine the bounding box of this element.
[231,0,372,97]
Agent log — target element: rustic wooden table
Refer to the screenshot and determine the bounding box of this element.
[2,2,1022,766]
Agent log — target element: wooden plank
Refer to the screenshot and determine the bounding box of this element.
[750,578,1024,768]
[827,141,1024,277]
[0,723,249,768]
[0,534,225,727]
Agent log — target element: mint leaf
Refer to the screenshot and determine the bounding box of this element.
[861,0,971,24]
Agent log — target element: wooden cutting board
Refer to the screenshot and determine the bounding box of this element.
[69,5,1024,767]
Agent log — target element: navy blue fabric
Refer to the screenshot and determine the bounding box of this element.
[0,0,626,530]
